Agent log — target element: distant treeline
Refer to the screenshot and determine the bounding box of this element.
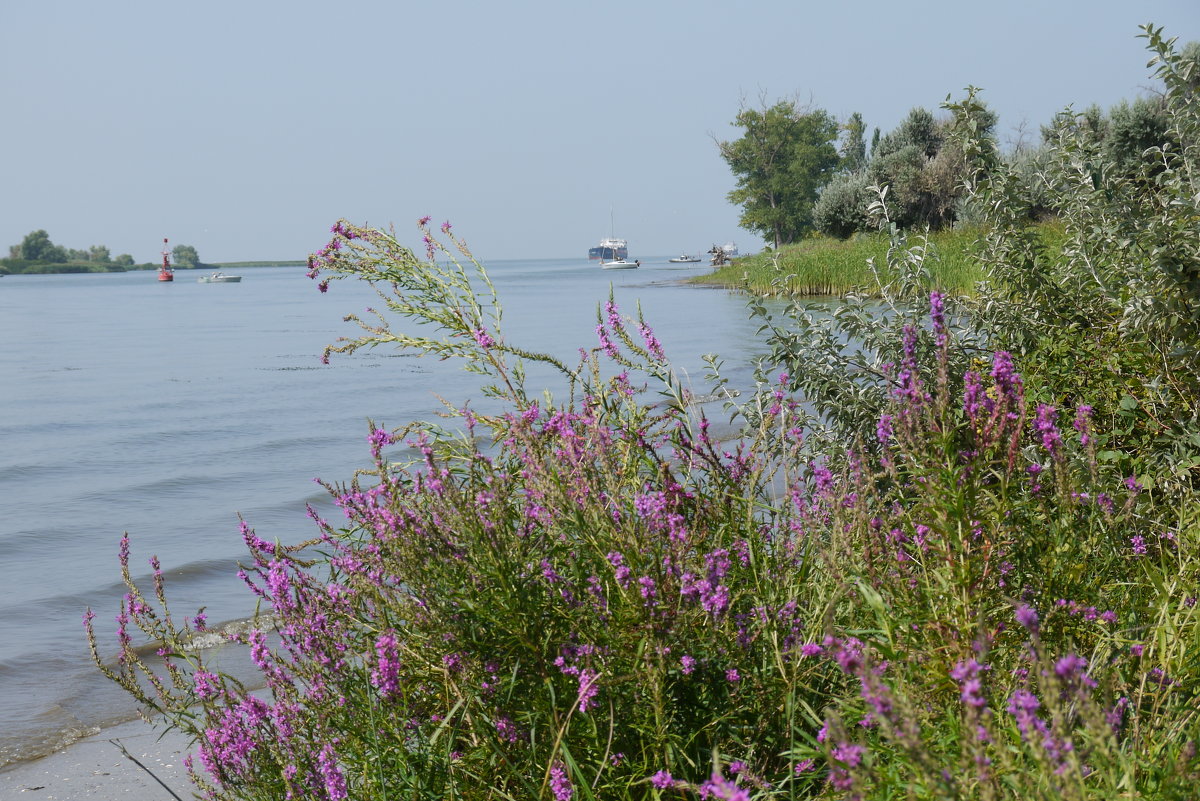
[0,259,307,275]
[1,227,307,275]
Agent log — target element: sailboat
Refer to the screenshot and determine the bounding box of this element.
[157,238,174,282]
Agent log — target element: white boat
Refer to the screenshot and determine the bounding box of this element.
[668,254,702,263]
[601,259,640,270]
[197,271,242,283]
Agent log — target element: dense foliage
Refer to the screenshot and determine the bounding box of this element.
[88,25,1200,801]
[812,102,995,238]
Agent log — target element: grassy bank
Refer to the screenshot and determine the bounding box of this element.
[697,226,1000,297]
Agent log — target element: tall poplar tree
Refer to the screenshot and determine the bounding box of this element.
[718,100,839,249]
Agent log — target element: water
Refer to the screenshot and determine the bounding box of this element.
[0,258,777,769]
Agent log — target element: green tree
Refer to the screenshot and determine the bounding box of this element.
[114,253,134,267]
[87,245,111,263]
[718,99,840,249]
[17,229,66,262]
[840,111,867,172]
[874,106,942,159]
[172,244,200,269]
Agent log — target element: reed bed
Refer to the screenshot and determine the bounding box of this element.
[700,227,994,297]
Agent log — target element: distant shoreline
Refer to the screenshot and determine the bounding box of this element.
[0,260,307,276]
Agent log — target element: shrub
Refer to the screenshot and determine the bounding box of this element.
[812,172,872,239]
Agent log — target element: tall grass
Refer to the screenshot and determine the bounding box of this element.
[699,227,993,297]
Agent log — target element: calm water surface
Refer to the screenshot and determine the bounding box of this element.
[0,258,785,768]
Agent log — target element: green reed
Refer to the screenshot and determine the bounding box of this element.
[700,227,992,298]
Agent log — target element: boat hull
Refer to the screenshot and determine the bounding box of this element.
[589,246,628,261]
[198,275,242,283]
[589,236,628,261]
[601,260,638,270]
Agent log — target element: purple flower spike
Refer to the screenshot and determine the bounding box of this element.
[1034,404,1063,459]
[1015,604,1039,633]
[549,762,573,801]
[650,770,676,789]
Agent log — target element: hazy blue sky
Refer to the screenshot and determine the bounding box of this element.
[2,1,1196,263]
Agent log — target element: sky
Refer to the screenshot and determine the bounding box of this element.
[2,1,1196,263]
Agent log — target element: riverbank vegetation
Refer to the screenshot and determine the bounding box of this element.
[1,229,209,275]
[703,225,998,296]
[86,25,1198,800]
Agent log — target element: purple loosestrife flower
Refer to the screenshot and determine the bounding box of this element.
[1131,535,1147,556]
[595,324,620,359]
[651,770,677,789]
[681,654,696,674]
[638,322,666,361]
[701,583,730,617]
[1107,697,1131,732]
[1034,404,1063,459]
[950,659,988,709]
[495,716,520,743]
[963,370,987,423]
[828,742,865,792]
[876,413,894,444]
[472,327,495,349]
[894,325,925,410]
[317,744,348,801]
[1073,404,1094,445]
[1006,690,1046,740]
[549,762,573,801]
[371,630,401,698]
[577,669,600,712]
[193,669,221,700]
[1015,604,1039,633]
[638,575,657,604]
[990,351,1021,398]
[930,290,946,343]
[368,427,394,457]
[700,770,751,801]
[1055,654,1097,689]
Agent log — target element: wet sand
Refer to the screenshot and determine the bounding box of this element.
[0,717,192,800]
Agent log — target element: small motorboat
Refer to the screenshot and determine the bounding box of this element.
[198,271,242,283]
[668,254,702,263]
[601,259,639,270]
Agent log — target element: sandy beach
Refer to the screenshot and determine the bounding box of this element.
[0,717,193,800]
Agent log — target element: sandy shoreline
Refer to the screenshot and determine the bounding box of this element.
[0,716,193,800]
